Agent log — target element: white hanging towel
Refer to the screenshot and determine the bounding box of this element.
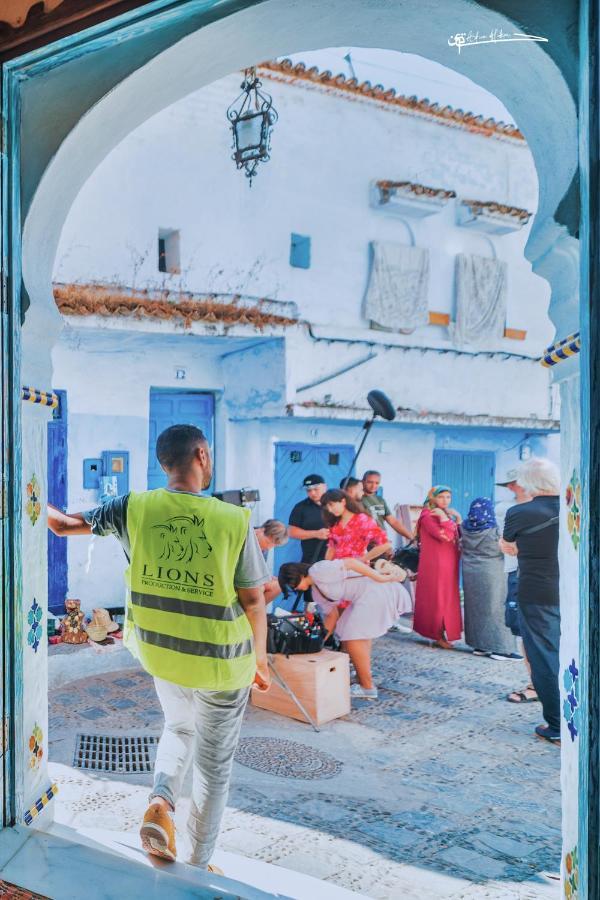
[450,253,507,346]
[365,241,430,331]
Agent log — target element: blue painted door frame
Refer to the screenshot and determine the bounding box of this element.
[432,449,496,520]
[47,391,68,615]
[273,441,355,581]
[147,389,215,489]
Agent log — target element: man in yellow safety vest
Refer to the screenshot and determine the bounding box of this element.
[48,424,270,872]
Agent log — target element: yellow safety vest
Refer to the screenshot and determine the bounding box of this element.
[124,489,255,690]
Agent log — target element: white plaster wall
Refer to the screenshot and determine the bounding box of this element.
[21,405,52,825]
[52,316,558,611]
[286,329,554,420]
[52,329,226,608]
[54,66,552,358]
[222,417,553,541]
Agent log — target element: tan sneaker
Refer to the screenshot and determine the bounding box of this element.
[140,803,176,861]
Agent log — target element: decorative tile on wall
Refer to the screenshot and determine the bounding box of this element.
[25,474,41,526]
[27,597,43,653]
[564,844,579,898]
[28,723,43,770]
[563,659,581,742]
[566,469,581,550]
[23,783,58,827]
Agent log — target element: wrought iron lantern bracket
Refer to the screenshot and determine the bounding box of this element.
[227,67,278,185]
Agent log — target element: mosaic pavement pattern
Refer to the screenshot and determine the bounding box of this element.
[49,630,561,899]
[235,736,343,779]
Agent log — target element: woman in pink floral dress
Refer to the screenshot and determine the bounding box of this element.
[320,489,391,561]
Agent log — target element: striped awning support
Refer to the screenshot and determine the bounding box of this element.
[540,332,581,368]
[21,386,59,408]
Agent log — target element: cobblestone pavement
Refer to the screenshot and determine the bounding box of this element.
[49,629,560,899]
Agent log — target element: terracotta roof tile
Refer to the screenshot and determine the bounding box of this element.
[53,284,297,329]
[259,59,524,142]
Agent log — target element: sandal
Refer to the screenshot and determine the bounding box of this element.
[507,685,538,703]
[433,639,454,650]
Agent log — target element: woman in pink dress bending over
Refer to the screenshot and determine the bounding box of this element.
[414,485,462,649]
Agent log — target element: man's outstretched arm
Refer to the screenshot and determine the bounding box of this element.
[47,504,92,536]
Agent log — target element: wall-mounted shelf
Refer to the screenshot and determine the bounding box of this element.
[456,199,532,234]
[371,180,456,218]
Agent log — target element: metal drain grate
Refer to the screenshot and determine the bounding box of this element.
[73,734,158,773]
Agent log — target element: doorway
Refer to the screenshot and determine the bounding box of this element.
[274,441,355,571]
[147,389,215,489]
[432,449,496,519]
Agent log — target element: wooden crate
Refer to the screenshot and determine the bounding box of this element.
[252,649,350,725]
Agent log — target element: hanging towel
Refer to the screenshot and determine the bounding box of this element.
[450,253,507,346]
[365,241,430,332]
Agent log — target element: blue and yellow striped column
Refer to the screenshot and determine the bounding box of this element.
[540,333,581,368]
[23,783,58,826]
[21,387,59,409]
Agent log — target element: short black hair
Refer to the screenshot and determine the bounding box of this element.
[278,562,310,598]
[363,470,381,479]
[339,476,360,489]
[156,424,207,470]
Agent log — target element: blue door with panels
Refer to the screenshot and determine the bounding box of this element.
[48,390,68,615]
[274,442,355,575]
[148,390,215,489]
[432,449,496,520]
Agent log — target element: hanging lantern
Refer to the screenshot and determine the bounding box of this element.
[227,67,278,185]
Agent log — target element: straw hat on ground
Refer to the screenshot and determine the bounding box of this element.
[86,623,107,643]
[91,608,120,633]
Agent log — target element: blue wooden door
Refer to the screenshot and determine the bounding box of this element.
[432,449,496,519]
[148,390,215,489]
[274,442,355,577]
[48,390,68,615]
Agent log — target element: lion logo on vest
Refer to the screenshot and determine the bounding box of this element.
[153,515,212,563]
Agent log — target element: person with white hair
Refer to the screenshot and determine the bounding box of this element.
[254,519,289,605]
[500,457,561,744]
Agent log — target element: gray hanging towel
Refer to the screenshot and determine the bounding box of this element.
[365,241,430,332]
[450,253,507,346]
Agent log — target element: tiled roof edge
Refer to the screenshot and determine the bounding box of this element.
[259,59,525,143]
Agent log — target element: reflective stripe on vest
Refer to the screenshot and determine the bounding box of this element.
[125,489,255,690]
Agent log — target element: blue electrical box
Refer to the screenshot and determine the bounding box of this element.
[101,450,130,496]
[83,458,103,490]
[83,451,129,497]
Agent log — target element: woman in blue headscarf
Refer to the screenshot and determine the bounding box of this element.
[462,498,520,659]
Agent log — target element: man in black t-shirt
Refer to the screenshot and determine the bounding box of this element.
[288,474,329,562]
[501,458,561,744]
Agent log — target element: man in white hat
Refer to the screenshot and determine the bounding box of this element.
[495,467,533,692]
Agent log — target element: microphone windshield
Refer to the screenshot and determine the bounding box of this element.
[367,389,396,421]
